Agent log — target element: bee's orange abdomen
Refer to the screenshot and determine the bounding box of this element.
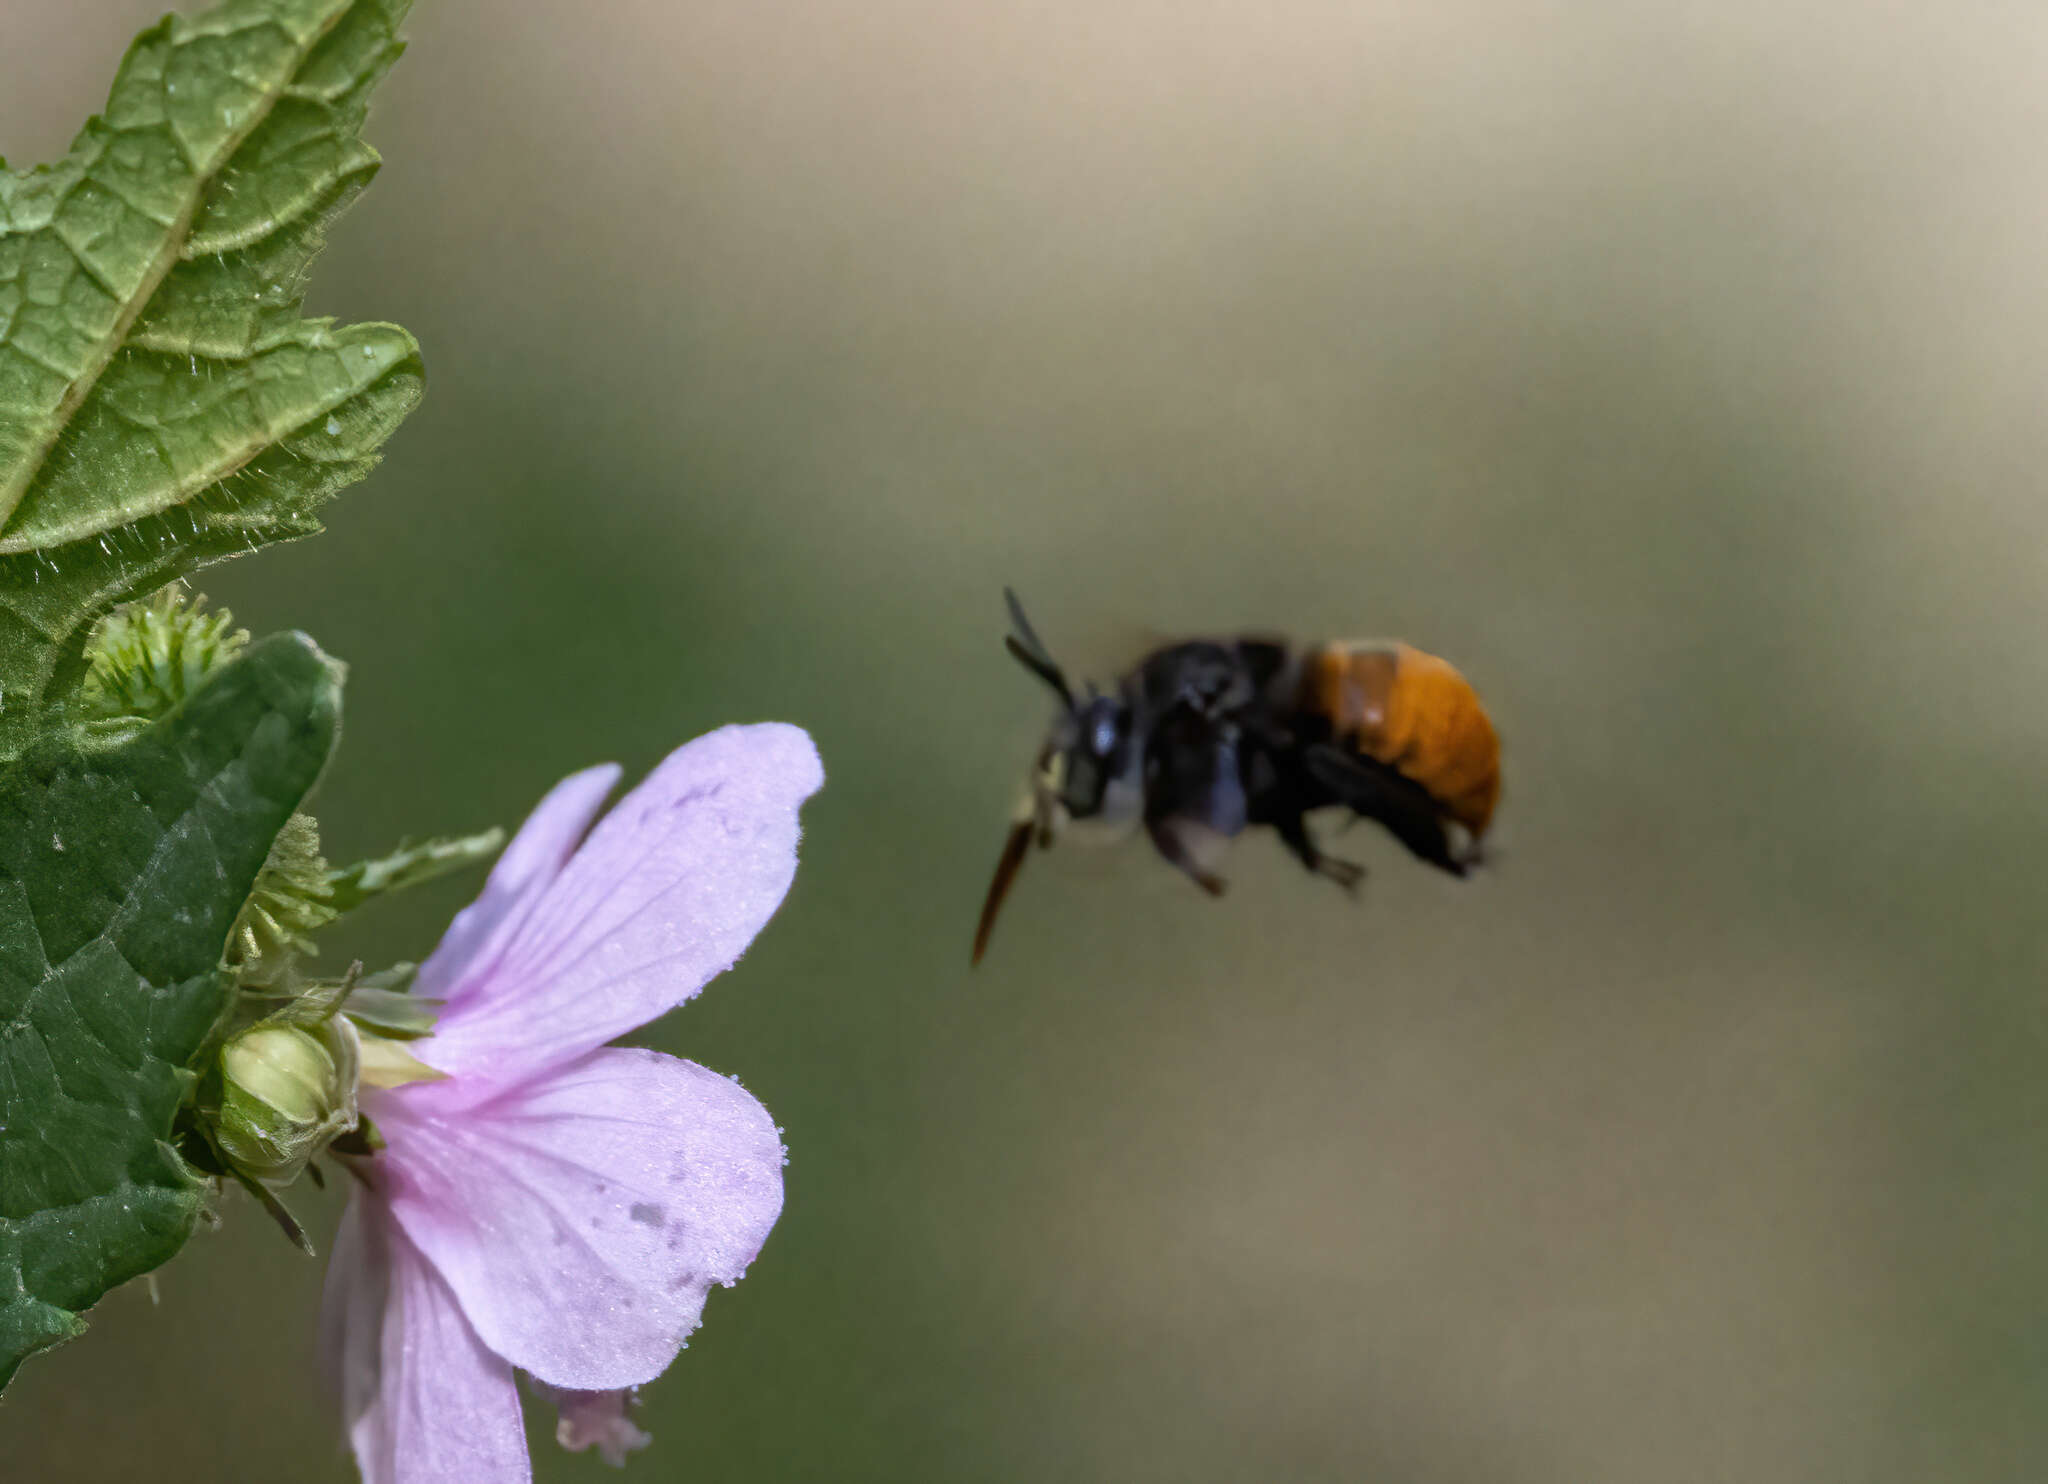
[1305,641,1500,836]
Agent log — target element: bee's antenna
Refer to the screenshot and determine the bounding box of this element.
[1002,587,1076,709]
[1004,587,1056,661]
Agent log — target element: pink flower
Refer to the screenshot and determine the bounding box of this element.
[320,725,823,1483]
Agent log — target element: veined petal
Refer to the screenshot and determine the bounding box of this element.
[373,1048,786,1390]
[320,1201,386,1439]
[321,1201,532,1484]
[416,763,623,1004]
[420,725,821,1088]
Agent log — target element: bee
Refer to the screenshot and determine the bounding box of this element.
[972,590,1500,963]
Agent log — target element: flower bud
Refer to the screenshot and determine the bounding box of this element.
[78,585,247,727]
[215,1019,359,1188]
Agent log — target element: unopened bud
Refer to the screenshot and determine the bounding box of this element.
[216,1020,359,1188]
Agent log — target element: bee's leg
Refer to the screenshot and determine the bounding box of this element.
[1145,815,1229,897]
[1275,812,1366,894]
[1453,828,1488,872]
[1144,726,1245,897]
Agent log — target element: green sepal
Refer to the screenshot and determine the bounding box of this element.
[325,830,504,914]
[355,1028,445,1089]
[341,971,442,1042]
[234,958,359,1032]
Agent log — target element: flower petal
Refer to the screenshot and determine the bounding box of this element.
[319,1199,386,1438]
[321,1200,532,1484]
[420,724,821,1088]
[416,763,623,1004]
[373,1047,786,1390]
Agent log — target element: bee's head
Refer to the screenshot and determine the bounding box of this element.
[1035,688,1141,838]
[973,590,1144,964]
[1001,591,1142,840]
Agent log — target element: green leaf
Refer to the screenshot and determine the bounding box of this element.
[0,632,341,1390]
[0,0,420,758]
[325,828,504,914]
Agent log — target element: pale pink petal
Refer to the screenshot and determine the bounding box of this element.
[321,1203,532,1484]
[420,725,822,1089]
[319,1200,386,1438]
[416,764,622,1003]
[370,1047,785,1390]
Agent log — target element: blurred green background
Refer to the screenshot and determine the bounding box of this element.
[8,1,2048,1479]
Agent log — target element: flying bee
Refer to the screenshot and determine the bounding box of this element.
[971,590,1501,963]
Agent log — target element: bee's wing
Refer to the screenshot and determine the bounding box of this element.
[1301,743,1466,877]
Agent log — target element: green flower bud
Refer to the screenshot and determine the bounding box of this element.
[215,1019,359,1188]
[78,585,248,726]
